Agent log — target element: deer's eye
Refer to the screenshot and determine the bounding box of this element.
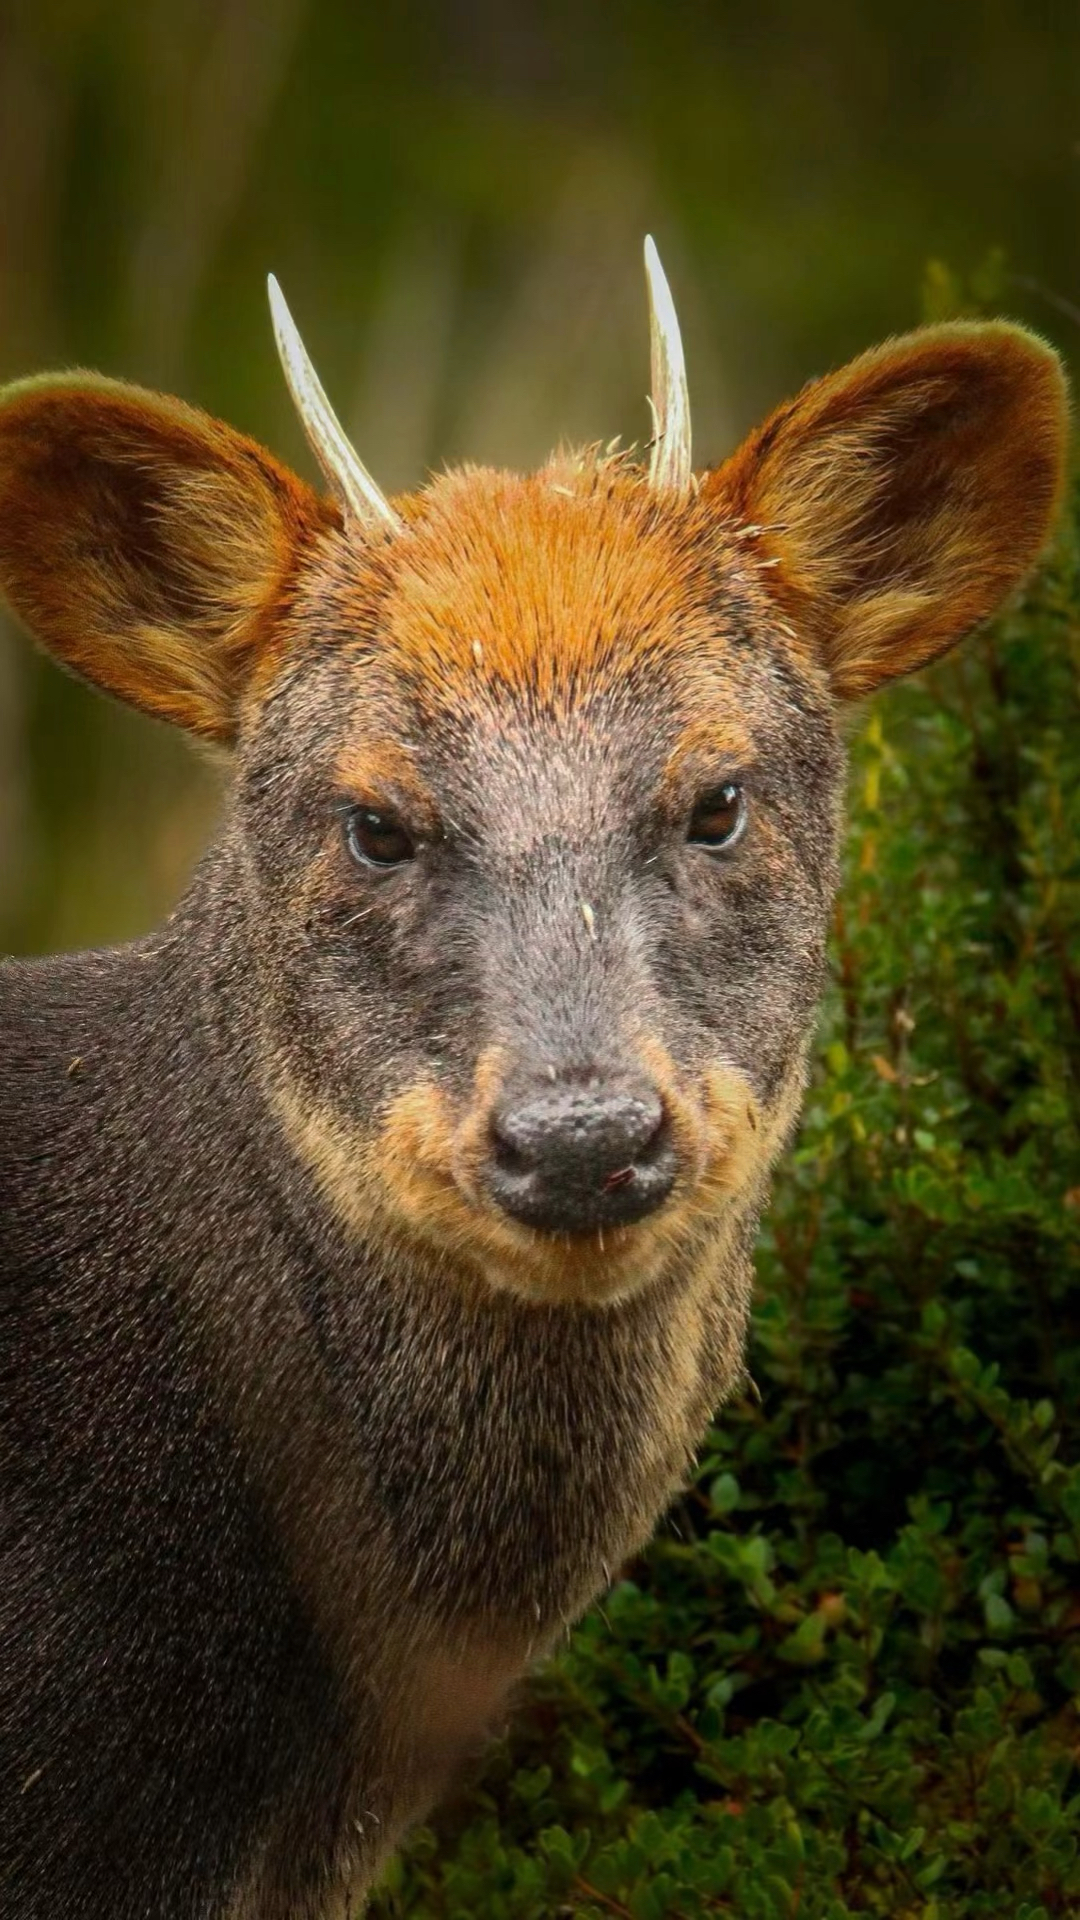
[688,783,746,851]
[344,806,416,869]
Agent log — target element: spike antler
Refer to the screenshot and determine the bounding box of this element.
[267,274,401,536]
[644,236,692,495]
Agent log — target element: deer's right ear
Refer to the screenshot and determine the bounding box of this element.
[0,374,333,741]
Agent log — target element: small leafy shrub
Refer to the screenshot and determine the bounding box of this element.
[369,486,1080,1919]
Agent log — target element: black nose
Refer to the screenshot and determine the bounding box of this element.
[486,1074,677,1233]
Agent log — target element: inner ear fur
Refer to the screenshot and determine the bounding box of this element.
[0,373,332,740]
[705,322,1070,699]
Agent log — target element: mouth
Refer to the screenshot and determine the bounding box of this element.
[437,1055,761,1305]
[270,1056,764,1308]
[439,1150,751,1309]
[374,1102,681,1306]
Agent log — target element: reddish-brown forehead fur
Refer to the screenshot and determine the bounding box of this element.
[311,457,781,772]
[383,459,761,702]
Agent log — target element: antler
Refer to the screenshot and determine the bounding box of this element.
[269,250,691,521]
[644,236,692,495]
[267,274,402,536]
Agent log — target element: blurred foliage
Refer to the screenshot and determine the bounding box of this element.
[366,491,1080,1913]
[1,0,1080,954]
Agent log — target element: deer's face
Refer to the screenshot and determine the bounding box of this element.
[0,282,1065,1303]
[238,467,843,1300]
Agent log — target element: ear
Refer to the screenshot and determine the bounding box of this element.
[0,374,333,741]
[704,322,1070,699]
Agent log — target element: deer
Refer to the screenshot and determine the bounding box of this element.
[0,238,1068,1919]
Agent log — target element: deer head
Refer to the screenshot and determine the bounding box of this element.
[0,249,1066,1306]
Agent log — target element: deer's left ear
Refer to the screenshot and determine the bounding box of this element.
[704,322,1070,699]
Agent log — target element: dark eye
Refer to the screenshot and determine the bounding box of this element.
[344,806,416,869]
[688,783,746,851]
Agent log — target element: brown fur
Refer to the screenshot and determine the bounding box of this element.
[0,317,1068,1920]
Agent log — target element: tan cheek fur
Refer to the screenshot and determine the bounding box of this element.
[267,1029,789,1310]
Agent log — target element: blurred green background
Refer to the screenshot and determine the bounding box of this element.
[1,0,1078,956]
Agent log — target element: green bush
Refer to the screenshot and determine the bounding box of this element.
[369,489,1080,1920]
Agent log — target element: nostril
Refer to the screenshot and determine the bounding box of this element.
[489,1099,549,1174]
[617,1106,670,1184]
[588,1089,666,1175]
[616,1098,668,1168]
[489,1115,532,1175]
[485,1077,677,1233]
